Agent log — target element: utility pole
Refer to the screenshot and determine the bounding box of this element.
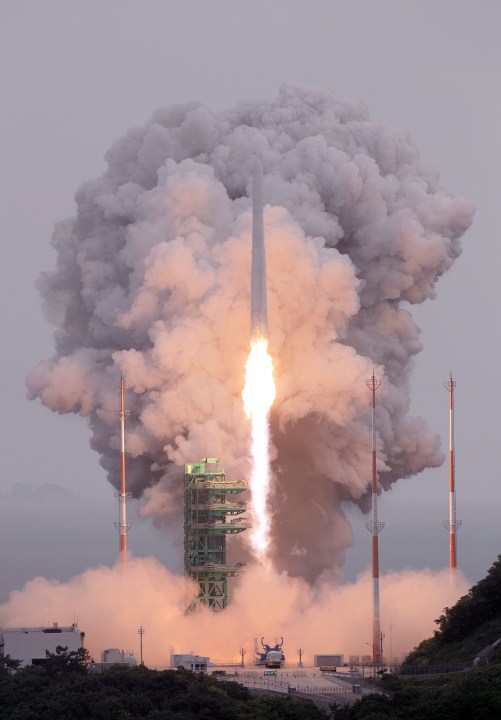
[365,372,384,665]
[116,376,131,571]
[138,625,145,665]
[443,374,461,584]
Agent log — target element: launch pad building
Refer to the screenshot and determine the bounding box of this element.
[184,457,249,611]
[0,624,84,668]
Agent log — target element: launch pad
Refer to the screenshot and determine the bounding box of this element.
[184,458,249,611]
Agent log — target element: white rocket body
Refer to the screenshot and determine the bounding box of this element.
[251,161,268,338]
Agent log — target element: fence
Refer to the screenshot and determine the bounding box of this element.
[233,675,356,695]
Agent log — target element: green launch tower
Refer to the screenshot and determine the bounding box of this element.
[184,457,249,611]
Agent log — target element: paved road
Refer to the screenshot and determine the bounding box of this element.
[211,666,374,706]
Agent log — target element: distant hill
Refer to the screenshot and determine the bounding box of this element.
[332,557,501,719]
[404,555,501,667]
[0,482,76,503]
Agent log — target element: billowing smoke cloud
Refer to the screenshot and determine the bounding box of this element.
[27,84,474,581]
[0,559,467,665]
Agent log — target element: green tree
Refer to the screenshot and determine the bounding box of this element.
[44,645,91,676]
[0,654,22,674]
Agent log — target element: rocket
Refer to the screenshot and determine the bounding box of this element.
[251,160,268,339]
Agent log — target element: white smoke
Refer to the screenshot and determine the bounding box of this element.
[27,83,474,580]
[0,558,468,666]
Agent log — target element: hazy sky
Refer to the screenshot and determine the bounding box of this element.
[1,0,500,600]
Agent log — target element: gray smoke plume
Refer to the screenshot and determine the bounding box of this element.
[27,84,473,582]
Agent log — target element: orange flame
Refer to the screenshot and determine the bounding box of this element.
[243,337,276,562]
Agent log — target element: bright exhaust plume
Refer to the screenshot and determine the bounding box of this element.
[243,337,276,560]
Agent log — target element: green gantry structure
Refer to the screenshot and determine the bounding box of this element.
[184,457,249,611]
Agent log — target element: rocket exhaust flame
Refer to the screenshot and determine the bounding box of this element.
[243,162,276,562]
[243,337,276,560]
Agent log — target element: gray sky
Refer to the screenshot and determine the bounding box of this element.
[1,0,500,599]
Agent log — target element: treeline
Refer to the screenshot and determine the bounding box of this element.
[329,555,501,718]
[434,555,501,643]
[331,665,501,720]
[405,555,501,666]
[0,647,326,720]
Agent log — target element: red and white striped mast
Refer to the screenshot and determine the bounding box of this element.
[365,372,384,665]
[444,373,461,583]
[116,376,131,571]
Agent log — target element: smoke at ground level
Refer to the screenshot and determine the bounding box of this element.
[0,558,467,666]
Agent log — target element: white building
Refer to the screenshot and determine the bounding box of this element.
[172,654,209,673]
[0,624,84,668]
[101,648,137,666]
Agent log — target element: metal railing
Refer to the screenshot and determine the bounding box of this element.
[233,675,356,694]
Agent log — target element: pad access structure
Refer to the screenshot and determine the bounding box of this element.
[184,457,249,611]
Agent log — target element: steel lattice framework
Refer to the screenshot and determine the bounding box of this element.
[184,458,249,611]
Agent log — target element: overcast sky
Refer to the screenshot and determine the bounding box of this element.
[1,0,500,599]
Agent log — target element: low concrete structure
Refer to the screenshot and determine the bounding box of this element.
[313,654,344,667]
[90,649,137,673]
[0,623,84,668]
[172,654,209,673]
[101,648,137,666]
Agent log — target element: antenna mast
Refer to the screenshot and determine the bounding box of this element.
[443,374,461,583]
[116,376,131,571]
[365,372,384,665]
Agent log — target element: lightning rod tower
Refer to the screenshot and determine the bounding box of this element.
[443,374,461,583]
[365,372,384,665]
[116,376,131,571]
